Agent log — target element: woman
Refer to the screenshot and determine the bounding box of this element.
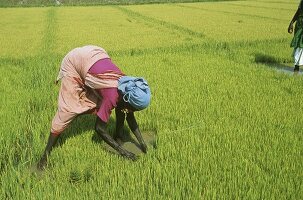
[288,0,303,74]
[37,45,151,169]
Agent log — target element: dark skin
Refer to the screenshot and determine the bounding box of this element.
[115,100,148,154]
[289,1,303,33]
[95,100,147,161]
[37,93,147,170]
[288,7,300,34]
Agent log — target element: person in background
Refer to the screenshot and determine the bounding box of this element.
[37,45,151,170]
[288,0,303,75]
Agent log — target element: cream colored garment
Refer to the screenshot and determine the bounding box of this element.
[51,45,123,134]
[294,47,303,65]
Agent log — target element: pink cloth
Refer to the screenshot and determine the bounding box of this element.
[56,45,110,82]
[51,45,124,135]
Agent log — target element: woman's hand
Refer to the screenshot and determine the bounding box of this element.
[140,142,148,154]
[288,22,294,34]
[125,113,148,154]
[96,117,138,161]
[120,150,137,161]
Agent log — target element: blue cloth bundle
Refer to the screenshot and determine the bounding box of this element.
[118,76,151,110]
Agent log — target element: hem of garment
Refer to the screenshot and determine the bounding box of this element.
[51,130,63,136]
[97,112,108,123]
[294,47,303,65]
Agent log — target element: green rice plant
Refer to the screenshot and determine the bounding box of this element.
[69,169,82,184]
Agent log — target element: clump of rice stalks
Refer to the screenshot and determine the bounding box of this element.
[83,168,92,182]
[69,169,82,184]
[69,167,92,184]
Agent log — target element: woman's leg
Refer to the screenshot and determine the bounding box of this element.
[37,133,59,170]
[294,65,300,73]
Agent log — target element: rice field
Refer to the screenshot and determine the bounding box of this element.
[0,0,302,199]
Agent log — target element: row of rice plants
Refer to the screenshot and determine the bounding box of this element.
[178,2,293,21]
[53,6,200,55]
[125,2,291,42]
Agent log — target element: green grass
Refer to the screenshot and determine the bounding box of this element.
[0,0,302,199]
[126,2,294,42]
[0,8,47,57]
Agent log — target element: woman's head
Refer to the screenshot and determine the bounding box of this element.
[118,76,151,112]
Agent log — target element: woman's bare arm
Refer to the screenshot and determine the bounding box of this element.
[126,112,147,153]
[289,7,301,33]
[114,108,126,141]
[95,117,137,160]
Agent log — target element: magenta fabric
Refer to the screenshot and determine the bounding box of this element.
[89,58,121,123]
[89,58,122,74]
[97,88,119,122]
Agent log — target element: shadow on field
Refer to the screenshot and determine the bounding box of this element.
[0,57,26,67]
[56,114,97,148]
[254,53,297,75]
[92,128,157,156]
[56,114,133,146]
[52,113,156,155]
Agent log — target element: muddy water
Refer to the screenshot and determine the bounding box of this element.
[102,131,157,155]
[271,65,301,75]
[261,62,302,75]
[254,54,301,75]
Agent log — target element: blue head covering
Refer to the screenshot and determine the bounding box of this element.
[118,76,151,110]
